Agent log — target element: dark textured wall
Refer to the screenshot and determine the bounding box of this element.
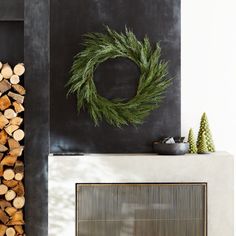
[24,0,50,235]
[50,0,181,153]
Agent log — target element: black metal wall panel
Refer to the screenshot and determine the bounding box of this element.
[0,0,24,21]
[0,22,24,63]
[50,0,181,153]
[24,0,49,235]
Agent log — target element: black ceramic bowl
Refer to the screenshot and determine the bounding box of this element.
[153,142,189,155]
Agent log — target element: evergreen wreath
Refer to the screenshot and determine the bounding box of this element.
[67,27,171,127]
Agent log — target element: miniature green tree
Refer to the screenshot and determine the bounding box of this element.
[197,132,208,154]
[188,128,197,154]
[197,112,215,152]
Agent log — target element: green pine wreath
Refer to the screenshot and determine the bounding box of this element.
[67,27,171,127]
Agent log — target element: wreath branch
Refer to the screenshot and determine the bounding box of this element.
[67,26,172,127]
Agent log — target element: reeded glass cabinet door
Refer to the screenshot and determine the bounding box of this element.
[76,183,207,236]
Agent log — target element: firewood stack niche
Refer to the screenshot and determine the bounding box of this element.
[0,62,25,236]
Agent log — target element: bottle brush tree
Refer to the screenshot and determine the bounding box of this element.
[188,128,197,154]
[197,112,215,152]
[197,132,209,154]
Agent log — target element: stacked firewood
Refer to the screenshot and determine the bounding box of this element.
[0,62,25,236]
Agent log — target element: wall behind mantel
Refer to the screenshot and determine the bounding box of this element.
[50,0,181,153]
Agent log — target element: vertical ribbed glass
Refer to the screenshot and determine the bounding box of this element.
[76,183,206,236]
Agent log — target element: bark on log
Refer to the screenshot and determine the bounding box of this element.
[7,92,24,104]
[2,180,18,188]
[12,182,24,197]
[0,80,11,94]
[12,85,25,96]
[0,209,9,224]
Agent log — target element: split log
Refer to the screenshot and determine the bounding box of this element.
[5,208,17,217]
[0,185,8,195]
[0,74,3,82]
[12,84,25,96]
[0,115,9,129]
[9,117,23,126]
[0,130,8,145]
[8,139,20,151]
[2,180,18,188]
[0,224,7,236]
[9,147,23,157]
[3,169,15,181]
[6,227,16,236]
[0,200,11,211]
[1,156,17,167]
[9,75,20,85]
[0,144,8,152]
[12,182,24,197]
[5,190,16,201]
[13,102,24,113]
[5,125,19,136]
[0,209,9,224]
[13,197,25,209]
[13,64,25,77]
[12,130,24,142]
[7,92,24,104]
[14,225,23,234]
[0,95,11,111]
[1,64,13,79]
[14,161,24,174]
[7,210,24,226]
[0,80,11,94]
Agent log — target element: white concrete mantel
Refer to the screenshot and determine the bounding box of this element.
[48,152,234,236]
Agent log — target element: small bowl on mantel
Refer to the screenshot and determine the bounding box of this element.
[153,142,189,155]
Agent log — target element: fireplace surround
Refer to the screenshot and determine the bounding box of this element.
[48,152,233,236]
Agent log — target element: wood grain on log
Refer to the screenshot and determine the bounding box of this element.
[12,130,24,142]
[3,170,15,181]
[0,115,9,129]
[5,208,17,217]
[7,140,20,151]
[13,64,25,77]
[5,125,19,136]
[7,92,24,104]
[0,224,7,236]
[0,95,11,111]
[0,185,8,195]
[12,102,24,113]
[1,156,17,167]
[5,227,16,236]
[12,85,25,96]
[13,197,25,210]
[9,117,23,127]
[0,131,8,145]
[5,190,16,201]
[9,75,20,85]
[4,109,16,120]
[1,64,13,79]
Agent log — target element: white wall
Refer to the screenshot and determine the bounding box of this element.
[182,0,236,155]
[181,0,236,233]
